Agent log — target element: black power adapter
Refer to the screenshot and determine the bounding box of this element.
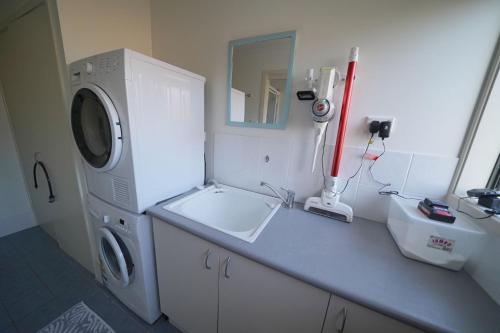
[369,121,380,134]
[379,121,392,139]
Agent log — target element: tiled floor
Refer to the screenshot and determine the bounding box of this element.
[0,226,180,333]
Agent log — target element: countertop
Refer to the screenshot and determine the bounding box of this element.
[148,199,500,333]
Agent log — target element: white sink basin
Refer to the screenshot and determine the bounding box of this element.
[163,184,282,243]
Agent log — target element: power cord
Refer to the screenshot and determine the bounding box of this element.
[378,190,423,201]
[368,139,390,190]
[371,139,423,201]
[456,196,497,219]
[336,134,374,194]
[320,126,373,194]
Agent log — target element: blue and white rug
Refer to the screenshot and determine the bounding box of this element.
[37,302,115,333]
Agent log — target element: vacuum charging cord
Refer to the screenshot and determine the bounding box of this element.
[456,196,498,219]
[369,139,390,190]
[370,139,423,201]
[333,134,373,195]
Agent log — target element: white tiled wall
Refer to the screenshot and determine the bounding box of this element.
[214,133,458,223]
[403,154,459,199]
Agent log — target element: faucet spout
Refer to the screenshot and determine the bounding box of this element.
[260,181,295,208]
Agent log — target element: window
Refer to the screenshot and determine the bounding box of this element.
[487,154,500,190]
[453,37,500,196]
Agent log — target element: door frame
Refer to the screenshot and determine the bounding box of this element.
[0,0,100,278]
[46,0,101,278]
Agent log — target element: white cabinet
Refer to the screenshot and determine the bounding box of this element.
[153,219,219,333]
[217,248,330,333]
[322,295,423,333]
[154,218,424,333]
[153,218,330,333]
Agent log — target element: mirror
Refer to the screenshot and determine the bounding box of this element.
[227,31,296,129]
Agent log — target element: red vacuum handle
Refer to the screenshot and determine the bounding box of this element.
[331,48,359,177]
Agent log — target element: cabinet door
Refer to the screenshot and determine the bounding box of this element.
[153,219,219,333]
[218,249,330,333]
[322,295,423,333]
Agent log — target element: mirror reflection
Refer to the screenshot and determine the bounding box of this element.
[228,32,295,129]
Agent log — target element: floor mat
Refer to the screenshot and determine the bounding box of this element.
[37,301,115,333]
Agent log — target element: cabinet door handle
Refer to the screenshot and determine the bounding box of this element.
[204,249,212,270]
[336,307,348,333]
[224,256,231,278]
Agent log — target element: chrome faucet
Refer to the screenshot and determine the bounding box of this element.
[260,181,295,208]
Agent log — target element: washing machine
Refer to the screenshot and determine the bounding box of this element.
[87,193,160,324]
[70,49,205,214]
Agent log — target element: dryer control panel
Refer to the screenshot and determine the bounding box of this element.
[98,54,120,74]
[116,218,131,234]
[69,49,125,87]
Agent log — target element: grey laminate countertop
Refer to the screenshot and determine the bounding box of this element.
[148,199,500,333]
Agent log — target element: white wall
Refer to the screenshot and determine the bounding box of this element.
[56,0,152,63]
[151,0,500,217]
[0,87,37,237]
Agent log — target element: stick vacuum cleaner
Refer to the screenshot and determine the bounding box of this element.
[304,47,359,222]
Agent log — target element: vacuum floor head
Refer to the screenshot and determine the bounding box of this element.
[304,196,353,223]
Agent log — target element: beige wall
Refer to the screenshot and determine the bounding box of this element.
[151,0,500,173]
[150,0,500,303]
[0,86,37,237]
[57,0,152,63]
[0,2,93,271]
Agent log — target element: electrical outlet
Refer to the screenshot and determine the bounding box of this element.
[366,116,396,136]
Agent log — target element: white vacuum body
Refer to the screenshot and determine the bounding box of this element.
[303,47,359,223]
[310,67,337,173]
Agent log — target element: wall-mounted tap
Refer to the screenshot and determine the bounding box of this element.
[260,181,295,209]
[33,157,55,203]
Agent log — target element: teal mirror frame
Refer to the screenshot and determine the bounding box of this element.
[226,31,296,129]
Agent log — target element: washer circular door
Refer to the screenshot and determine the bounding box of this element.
[99,227,134,287]
[71,84,122,171]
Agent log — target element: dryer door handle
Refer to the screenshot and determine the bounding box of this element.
[99,227,130,287]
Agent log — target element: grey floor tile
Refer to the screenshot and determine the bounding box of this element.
[0,246,26,273]
[0,238,19,262]
[81,291,149,333]
[1,226,182,333]
[6,284,54,321]
[0,267,42,307]
[0,324,17,333]
[13,298,74,333]
[39,264,99,298]
[5,227,57,252]
[0,304,13,330]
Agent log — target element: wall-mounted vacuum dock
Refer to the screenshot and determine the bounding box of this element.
[300,47,359,222]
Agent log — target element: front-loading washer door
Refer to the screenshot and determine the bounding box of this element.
[99,227,134,287]
[71,84,122,172]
